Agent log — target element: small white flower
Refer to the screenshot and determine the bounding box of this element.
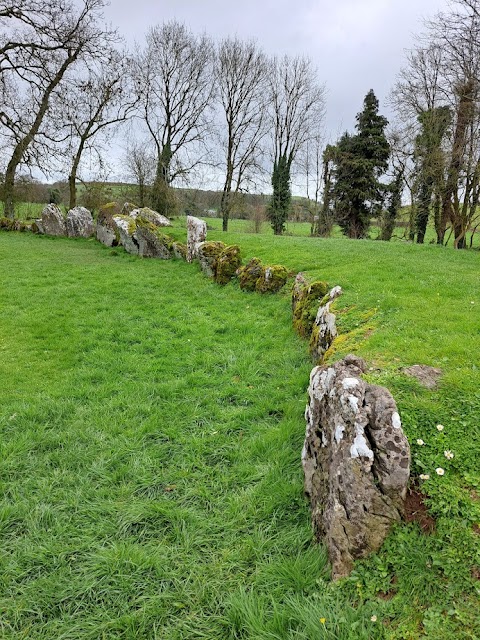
[436,467,445,476]
[419,474,430,480]
[9,413,17,420]
[436,424,444,431]
[444,450,454,460]
[370,615,377,622]
[416,439,425,446]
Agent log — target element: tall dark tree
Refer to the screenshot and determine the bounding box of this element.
[268,154,291,235]
[332,90,390,238]
[380,169,404,241]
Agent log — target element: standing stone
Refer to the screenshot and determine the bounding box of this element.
[37,204,66,236]
[309,286,342,362]
[66,206,94,238]
[292,274,329,338]
[303,354,410,579]
[255,265,289,293]
[187,215,207,262]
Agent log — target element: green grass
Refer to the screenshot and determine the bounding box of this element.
[0,228,479,639]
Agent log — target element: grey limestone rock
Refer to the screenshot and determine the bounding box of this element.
[303,354,410,579]
[112,215,139,255]
[309,285,342,362]
[66,206,94,238]
[38,204,66,236]
[187,215,207,262]
[133,222,173,259]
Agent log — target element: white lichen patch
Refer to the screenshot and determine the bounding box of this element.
[113,217,132,235]
[348,395,359,413]
[342,377,359,390]
[392,412,401,429]
[350,424,374,460]
[335,424,345,443]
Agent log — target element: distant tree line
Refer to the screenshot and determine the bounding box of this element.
[1,0,479,246]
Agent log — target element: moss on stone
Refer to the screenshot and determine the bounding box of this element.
[197,241,227,278]
[237,257,265,291]
[172,242,188,260]
[292,279,329,338]
[215,245,242,285]
[255,264,289,293]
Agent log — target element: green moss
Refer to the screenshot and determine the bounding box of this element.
[237,257,265,291]
[255,264,289,293]
[0,217,16,231]
[292,279,329,338]
[215,245,242,285]
[197,241,227,278]
[201,241,226,259]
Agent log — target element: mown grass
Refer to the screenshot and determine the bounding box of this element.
[0,227,479,639]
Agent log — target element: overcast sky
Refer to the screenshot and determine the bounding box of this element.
[104,0,451,140]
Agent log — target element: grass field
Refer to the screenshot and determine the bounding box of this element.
[0,226,479,639]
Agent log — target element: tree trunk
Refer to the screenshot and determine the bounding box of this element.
[2,49,80,218]
[416,178,434,244]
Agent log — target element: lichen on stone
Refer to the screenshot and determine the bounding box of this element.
[255,264,289,293]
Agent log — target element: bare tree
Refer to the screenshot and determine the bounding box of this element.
[134,21,214,216]
[0,0,117,218]
[123,135,156,207]
[216,37,268,231]
[57,50,137,210]
[268,55,326,234]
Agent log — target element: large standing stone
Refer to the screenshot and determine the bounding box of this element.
[130,207,172,228]
[66,206,94,238]
[37,204,66,236]
[187,216,207,262]
[309,286,342,362]
[303,354,410,579]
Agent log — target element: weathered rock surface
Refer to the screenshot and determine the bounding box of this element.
[187,215,207,262]
[172,242,187,260]
[121,202,138,215]
[66,206,94,238]
[403,365,442,389]
[133,219,173,259]
[255,264,289,293]
[197,241,226,278]
[292,274,329,338]
[112,215,138,255]
[130,207,171,228]
[303,354,410,579]
[237,257,265,291]
[37,204,66,236]
[96,204,121,247]
[309,286,342,362]
[215,245,242,285]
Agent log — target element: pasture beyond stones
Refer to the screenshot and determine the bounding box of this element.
[0,226,479,639]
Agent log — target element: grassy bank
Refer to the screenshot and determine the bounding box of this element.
[0,230,479,638]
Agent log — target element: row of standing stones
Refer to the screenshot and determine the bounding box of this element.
[292,274,411,579]
[6,207,411,579]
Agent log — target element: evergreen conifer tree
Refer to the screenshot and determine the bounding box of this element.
[268,154,292,235]
[332,90,390,238]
